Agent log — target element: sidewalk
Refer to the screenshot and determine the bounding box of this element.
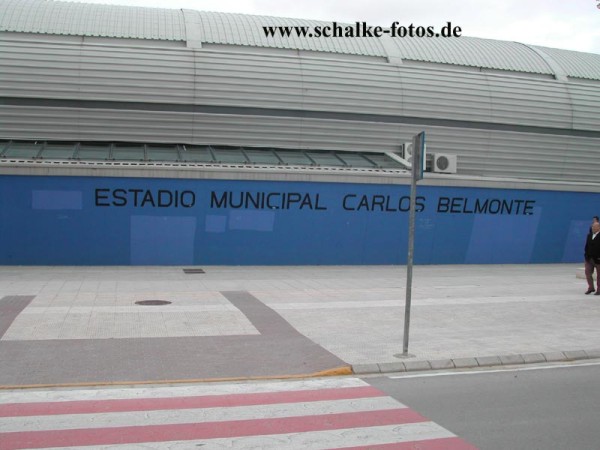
[1,264,599,387]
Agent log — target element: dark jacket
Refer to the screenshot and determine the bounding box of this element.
[585,232,600,262]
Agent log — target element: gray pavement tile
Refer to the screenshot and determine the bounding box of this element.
[0,334,348,386]
[0,296,35,337]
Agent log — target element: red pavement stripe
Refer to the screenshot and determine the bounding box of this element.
[0,408,426,450]
[0,385,383,418]
[331,436,479,449]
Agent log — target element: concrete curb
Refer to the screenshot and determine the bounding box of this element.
[352,348,600,375]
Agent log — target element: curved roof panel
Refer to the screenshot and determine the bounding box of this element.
[533,45,600,80]
[390,36,554,75]
[1,0,599,80]
[192,11,387,57]
[0,0,185,40]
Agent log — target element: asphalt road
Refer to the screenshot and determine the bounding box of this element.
[368,361,600,450]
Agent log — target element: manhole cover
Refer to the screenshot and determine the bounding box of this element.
[183,268,205,274]
[135,300,172,306]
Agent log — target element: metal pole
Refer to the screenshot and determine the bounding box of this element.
[402,132,424,357]
[402,162,417,355]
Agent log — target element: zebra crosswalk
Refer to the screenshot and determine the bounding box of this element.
[0,377,477,449]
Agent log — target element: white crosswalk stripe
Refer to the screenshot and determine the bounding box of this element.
[40,424,458,450]
[0,378,369,403]
[0,397,404,432]
[0,377,477,449]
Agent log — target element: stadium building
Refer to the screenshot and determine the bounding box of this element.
[0,0,599,265]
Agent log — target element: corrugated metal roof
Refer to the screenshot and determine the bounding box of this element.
[533,45,600,80]
[1,0,599,81]
[390,36,554,75]
[0,0,185,40]
[193,11,387,57]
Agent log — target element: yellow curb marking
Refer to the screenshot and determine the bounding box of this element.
[0,366,354,390]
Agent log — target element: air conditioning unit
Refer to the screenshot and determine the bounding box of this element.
[400,142,413,162]
[400,142,426,165]
[431,153,457,173]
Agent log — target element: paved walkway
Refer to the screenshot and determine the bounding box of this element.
[0,264,599,387]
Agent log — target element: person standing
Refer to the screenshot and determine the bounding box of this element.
[590,216,600,233]
[584,222,600,295]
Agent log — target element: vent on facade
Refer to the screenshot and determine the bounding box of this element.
[183,268,205,274]
[431,154,458,174]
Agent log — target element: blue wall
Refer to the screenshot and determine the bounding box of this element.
[0,175,597,265]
